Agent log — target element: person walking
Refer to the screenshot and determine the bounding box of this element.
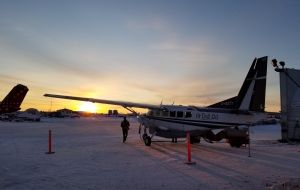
[121,116,130,143]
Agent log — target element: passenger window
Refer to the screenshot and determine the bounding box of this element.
[170,111,176,117]
[177,111,183,118]
[162,111,169,117]
[185,112,192,118]
[155,110,160,116]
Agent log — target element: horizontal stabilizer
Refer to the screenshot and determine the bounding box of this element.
[208,96,237,109]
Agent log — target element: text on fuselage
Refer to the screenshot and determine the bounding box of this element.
[196,113,219,120]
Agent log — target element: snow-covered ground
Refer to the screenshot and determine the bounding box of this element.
[0,117,299,190]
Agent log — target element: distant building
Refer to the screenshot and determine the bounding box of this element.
[113,110,118,115]
[108,109,118,116]
[49,108,80,118]
[25,108,40,115]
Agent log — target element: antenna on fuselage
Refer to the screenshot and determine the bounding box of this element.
[160,99,163,108]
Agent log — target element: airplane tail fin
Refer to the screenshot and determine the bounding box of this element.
[1,84,29,112]
[208,56,268,112]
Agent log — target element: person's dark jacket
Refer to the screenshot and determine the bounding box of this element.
[121,120,130,130]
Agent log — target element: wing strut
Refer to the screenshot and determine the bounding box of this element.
[123,106,138,116]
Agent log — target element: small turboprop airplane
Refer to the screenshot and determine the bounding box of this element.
[45,56,268,147]
[0,84,29,114]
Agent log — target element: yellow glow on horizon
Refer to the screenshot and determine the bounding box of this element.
[78,102,97,113]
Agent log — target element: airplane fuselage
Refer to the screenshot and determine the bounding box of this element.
[138,105,266,138]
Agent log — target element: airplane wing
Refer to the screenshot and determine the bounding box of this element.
[44,94,160,110]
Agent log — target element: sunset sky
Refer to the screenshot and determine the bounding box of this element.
[0,1,299,113]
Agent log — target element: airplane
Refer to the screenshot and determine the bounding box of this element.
[44,56,268,147]
[0,84,29,114]
[3,111,41,122]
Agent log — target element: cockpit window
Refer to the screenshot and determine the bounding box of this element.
[185,112,192,118]
[170,111,176,117]
[148,111,153,116]
[177,111,183,118]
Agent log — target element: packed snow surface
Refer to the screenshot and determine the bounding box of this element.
[0,117,299,190]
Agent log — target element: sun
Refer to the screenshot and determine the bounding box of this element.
[78,102,97,113]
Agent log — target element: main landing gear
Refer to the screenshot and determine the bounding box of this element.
[190,136,201,144]
[142,134,152,146]
[139,124,152,146]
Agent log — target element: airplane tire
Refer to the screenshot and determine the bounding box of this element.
[144,136,152,146]
[229,141,242,148]
[190,136,201,144]
[228,138,245,148]
[142,134,148,140]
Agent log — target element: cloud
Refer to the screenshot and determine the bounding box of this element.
[0,22,110,80]
[0,14,278,111]
[126,16,170,32]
